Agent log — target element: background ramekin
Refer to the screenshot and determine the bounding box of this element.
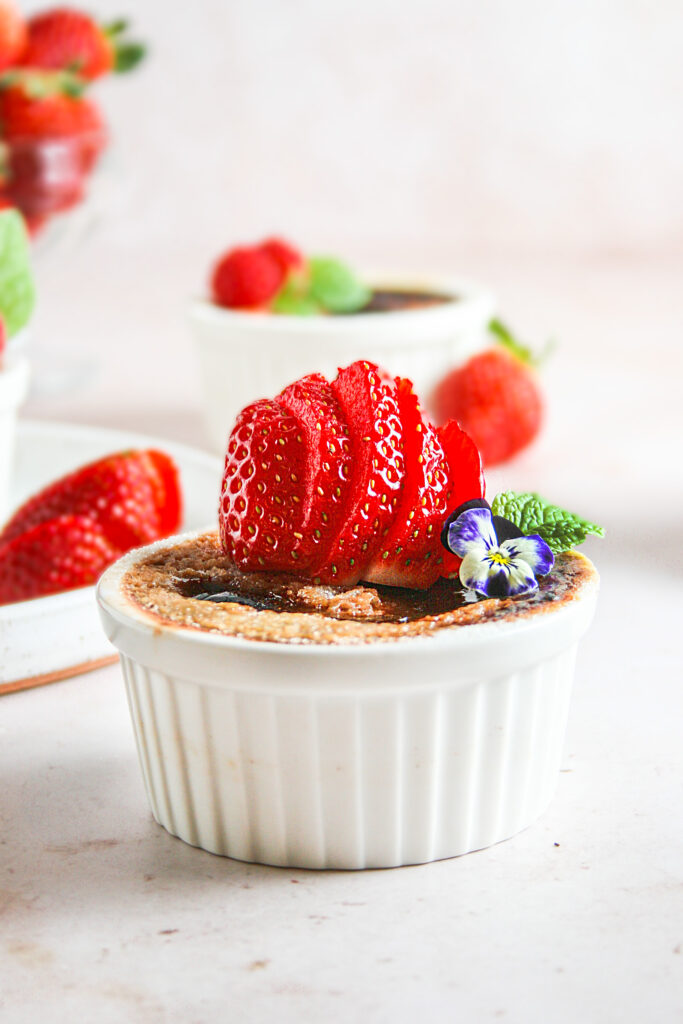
[0,353,30,523]
[97,534,598,870]
[189,276,497,452]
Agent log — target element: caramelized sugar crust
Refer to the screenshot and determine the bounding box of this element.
[122,531,597,646]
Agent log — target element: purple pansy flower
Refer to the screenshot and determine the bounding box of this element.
[441,499,554,599]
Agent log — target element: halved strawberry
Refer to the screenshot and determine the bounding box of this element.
[144,450,183,536]
[277,373,352,567]
[0,449,180,552]
[364,378,451,589]
[313,361,404,585]
[0,514,118,605]
[219,399,308,572]
[437,419,485,578]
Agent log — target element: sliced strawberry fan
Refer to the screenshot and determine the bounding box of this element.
[217,359,485,591]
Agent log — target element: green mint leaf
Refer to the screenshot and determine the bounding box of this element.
[271,291,322,316]
[491,490,605,553]
[309,256,370,314]
[0,209,35,337]
[270,273,322,316]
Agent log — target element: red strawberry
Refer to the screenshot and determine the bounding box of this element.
[259,237,304,273]
[19,9,145,81]
[0,71,105,142]
[313,361,404,585]
[219,399,308,572]
[437,419,485,509]
[0,1,26,72]
[277,373,353,567]
[437,419,485,578]
[0,449,182,552]
[364,379,452,589]
[211,246,285,310]
[145,450,182,537]
[0,514,117,605]
[433,348,543,467]
[3,136,86,216]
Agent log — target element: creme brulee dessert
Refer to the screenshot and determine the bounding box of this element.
[97,358,602,869]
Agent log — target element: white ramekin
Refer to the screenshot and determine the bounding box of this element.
[97,534,598,870]
[0,354,30,523]
[189,276,496,452]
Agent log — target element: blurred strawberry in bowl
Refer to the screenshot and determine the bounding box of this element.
[0,6,144,240]
[0,70,106,220]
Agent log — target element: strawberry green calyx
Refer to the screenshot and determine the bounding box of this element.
[0,209,35,337]
[490,491,604,554]
[112,42,146,73]
[0,69,86,99]
[103,20,146,73]
[309,257,370,314]
[489,318,554,367]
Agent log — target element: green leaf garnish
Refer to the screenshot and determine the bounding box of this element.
[308,256,370,314]
[0,209,35,337]
[271,290,322,316]
[491,491,605,553]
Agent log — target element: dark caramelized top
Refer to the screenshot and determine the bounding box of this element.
[173,573,476,624]
[356,288,454,314]
[122,532,598,646]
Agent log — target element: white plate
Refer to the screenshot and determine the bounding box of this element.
[0,419,222,693]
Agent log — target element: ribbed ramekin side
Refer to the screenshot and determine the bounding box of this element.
[120,643,579,869]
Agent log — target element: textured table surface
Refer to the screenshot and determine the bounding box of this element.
[1,250,681,1023]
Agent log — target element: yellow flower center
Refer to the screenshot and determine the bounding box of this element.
[487,550,510,566]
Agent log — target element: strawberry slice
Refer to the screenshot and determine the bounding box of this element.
[364,378,451,589]
[438,419,485,578]
[0,514,118,605]
[0,450,180,551]
[313,361,404,585]
[144,449,183,536]
[219,399,308,572]
[277,374,352,567]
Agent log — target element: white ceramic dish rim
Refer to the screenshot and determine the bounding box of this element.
[0,423,220,623]
[0,353,30,404]
[0,421,223,689]
[97,531,599,677]
[190,275,496,340]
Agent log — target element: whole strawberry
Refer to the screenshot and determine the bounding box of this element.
[432,321,544,467]
[212,245,286,310]
[19,8,145,80]
[0,1,26,72]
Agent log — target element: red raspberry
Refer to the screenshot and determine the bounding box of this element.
[211,246,285,310]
